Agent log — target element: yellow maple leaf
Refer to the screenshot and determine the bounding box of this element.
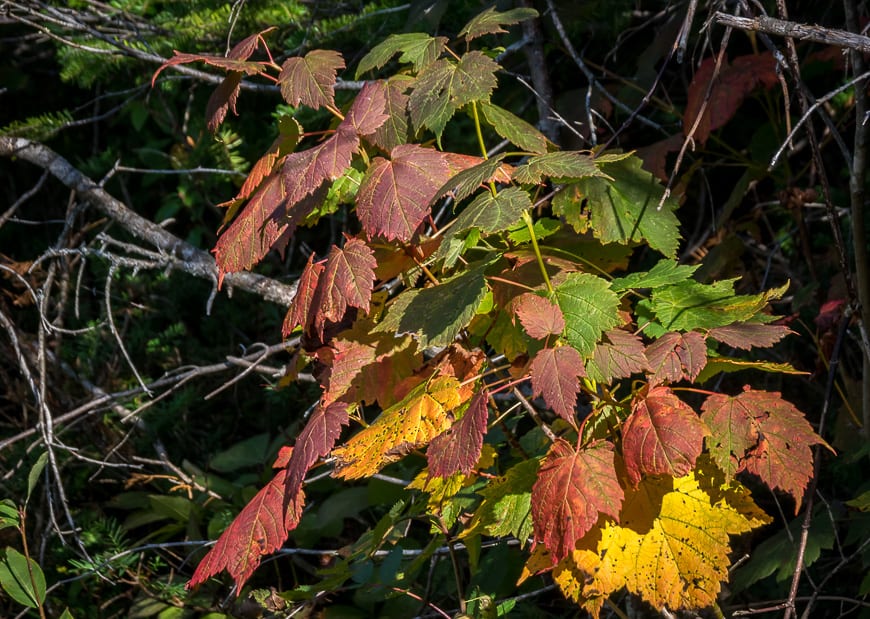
[332,376,463,479]
[552,457,771,616]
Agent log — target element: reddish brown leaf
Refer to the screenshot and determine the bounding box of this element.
[344,80,389,136]
[284,401,350,500]
[646,331,707,384]
[514,293,565,339]
[684,53,777,145]
[356,144,452,241]
[227,28,276,61]
[281,128,359,206]
[316,338,375,405]
[369,77,412,151]
[532,439,623,563]
[529,346,586,424]
[309,238,377,334]
[587,329,649,382]
[623,386,709,486]
[282,254,325,337]
[206,71,243,132]
[708,322,793,350]
[187,469,304,591]
[151,52,265,86]
[427,387,489,478]
[272,446,293,468]
[278,49,345,110]
[701,388,827,509]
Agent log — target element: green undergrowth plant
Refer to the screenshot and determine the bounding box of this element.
[154,7,830,617]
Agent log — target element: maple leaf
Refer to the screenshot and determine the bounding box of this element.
[451,186,530,238]
[278,49,345,110]
[464,458,538,545]
[409,51,499,140]
[433,154,510,205]
[514,293,565,339]
[708,322,793,350]
[554,273,621,357]
[645,331,708,384]
[231,116,301,205]
[458,6,539,41]
[308,238,377,334]
[529,346,586,424]
[701,388,827,507]
[579,155,681,258]
[342,80,390,136]
[623,386,709,485]
[512,151,603,184]
[428,388,489,478]
[355,33,448,77]
[532,439,623,563]
[282,253,324,337]
[586,329,649,382]
[479,102,548,154]
[284,401,349,503]
[610,259,699,293]
[206,72,243,132]
[685,53,778,145]
[316,338,375,404]
[356,144,452,242]
[332,376,464,479]
[553,463,770,615]
[188,469,304,592]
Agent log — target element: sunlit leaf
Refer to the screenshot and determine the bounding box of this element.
[356,33,448,77]
[645,331,708,384]
[282,253,324,337]
[480,102,547,154]
[611,259,698,293]
[458,5,538,41]
[555,273,621,357]
[586,329,649,382]
[428,388,489,478]
[464,458,539,545]
[278,49,345,110]
[512,151,602,184]
[452,186,530,236]
[284,401,350,503]
[708,322,793,350]
[529,346,585,424]
[514,293,564,339]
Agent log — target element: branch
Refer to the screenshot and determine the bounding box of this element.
[0,137,298,307]
[712,12,870,53]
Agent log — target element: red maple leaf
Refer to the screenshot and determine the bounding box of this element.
[187,469,304,591]
[284,401,350,501]
[308,238,377,336]
[646,331,707,384]
[514,293,565,339]
[701,388,828,510]
[356,144,452,241]
[344,80,390,136]
[588,329,649,382]
[531,439,623,563]
[278,49,345,110]
[708,322,793,350]
[427,387,489,478]
[282,253,325,337]
[529,346,586,424]
[623,385,709,486]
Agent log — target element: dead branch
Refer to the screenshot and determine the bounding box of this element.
[712,12,870,53]
[0,137,298,308]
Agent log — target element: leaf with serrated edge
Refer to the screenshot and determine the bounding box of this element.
[453,185,530,237]
[555,273,621,357]
[332,376,463,479]
[409,51,499,139]
[645,331,708,384]
[282,253,324,337]
[708,322,793,350]
[532,439,623,563]
[151,52,265,86]
[428,388,489,478]
[458,6,539,41]
[434,154,508,204]
[357,144,452,242]
[369,77,412,151]
[515,293,564,339]
[463,458,539,545]
[530,346,585,423]
[695,357,804,384]
[278,49,345,110]
[586,329,649,382]
[284,401,349,502]
[343,80,389,136]
[701,388,827,508]
[187,470,304,591]
[512,151,603,184]
[480,102,547,154]
[623,385,709,485]
[356,33,448,77]
[206,72,243,132]
[580,155,681,258]
[309,238,376,334]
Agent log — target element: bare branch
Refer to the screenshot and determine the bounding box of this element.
[713,12,870,53]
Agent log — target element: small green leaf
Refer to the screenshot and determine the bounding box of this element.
[458,6,539,41]
[59,608,75,619]
[512,151,603,184]
[26,452,48,505]
[0,500,19,530]
[555,273,621,357]
[579,154,681,258]
[480,102,547,154]
[0,547,46,608]
[611,259,699,293]
[355,33,447,78]
[846,490,870,511]
[463,458,539,545]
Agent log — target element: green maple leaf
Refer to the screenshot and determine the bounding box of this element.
[480,102,548,154]
[355,33,447,78]
[453,186,530,235]
[611,259,699,293]
[555,273,621,357]
[463,458,540,545]
[578,154,681,258]
[409,51,499,140]
[458,6,539,42]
